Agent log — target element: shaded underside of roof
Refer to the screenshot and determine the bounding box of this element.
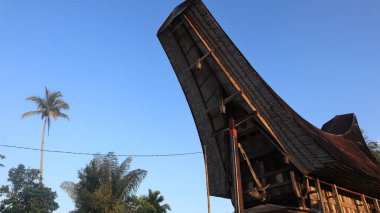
[157,0,380,198]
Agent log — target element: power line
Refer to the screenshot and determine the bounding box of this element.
[0,144,202,157]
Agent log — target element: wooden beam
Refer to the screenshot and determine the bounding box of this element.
[204,90,243,115]
[290,171,301,198]
[186,51,212,72]
[210,112,257,138]
[203,145,211,213]
[331,184,343,213]
[373,198,380,213]
[361,194,370,213]
[315,179,326,213]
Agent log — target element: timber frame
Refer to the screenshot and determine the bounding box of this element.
[157,0,380,212]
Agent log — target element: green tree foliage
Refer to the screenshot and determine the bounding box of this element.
[0,164,59,212]
[22,87,70,182]
[367,141,380,162]
[61,153,147,213]
[125,196,156,213]
[140,189,171,213]
[361,129,380,163]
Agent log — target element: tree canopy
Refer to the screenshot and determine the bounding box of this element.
[362,129,380,163]
[61,153,147,213]
[0,164,59,213]
[140,189,171,213]
[367,141,380,162]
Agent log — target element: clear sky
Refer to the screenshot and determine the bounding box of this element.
[0,0,379,212]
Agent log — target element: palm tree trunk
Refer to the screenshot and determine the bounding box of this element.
[40,117,47,183]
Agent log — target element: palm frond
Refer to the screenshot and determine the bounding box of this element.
[161,204,171,211]
[53,99,70,110]
[58,112,70,121]
[119,157,132,175]
[61,181,78,201]
[26,96,46,109]
[47,91,63,107]
[21,110,43,119]
[121,169,147,200]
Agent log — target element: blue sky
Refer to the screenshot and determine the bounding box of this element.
[0,0,379,212]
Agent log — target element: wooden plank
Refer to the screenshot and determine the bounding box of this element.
[315,179,326,213]
[374,199,380,213]
[331,184,343,213]
[361,194,370,213]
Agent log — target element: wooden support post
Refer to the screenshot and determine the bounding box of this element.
[229,118,244,213]
[203,145,211,213]
[361,194,370,213]
[303,177,310,210]
[315,179,326,213]
[373,199,380,213]
[289,171,305,209]
[290,171,301,198]
[331,184,343,213]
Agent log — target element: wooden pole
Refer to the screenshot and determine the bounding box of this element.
[229,118,244,213]
[331,184,343,213]
[361,194,370,213]
[373,199,380,213]
[203,145,211,213]
[315,179,326,213]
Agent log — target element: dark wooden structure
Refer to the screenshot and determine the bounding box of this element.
[157,0,380,212]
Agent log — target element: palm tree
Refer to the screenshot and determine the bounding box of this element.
[22,87,69,182]
[61,153,147,212]
[143,189,171,213]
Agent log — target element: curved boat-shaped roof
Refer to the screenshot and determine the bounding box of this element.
[157,0,380,198]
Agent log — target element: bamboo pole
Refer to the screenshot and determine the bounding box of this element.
[203,145,211,213]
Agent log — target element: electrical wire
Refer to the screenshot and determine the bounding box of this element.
[0,144,202,157]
